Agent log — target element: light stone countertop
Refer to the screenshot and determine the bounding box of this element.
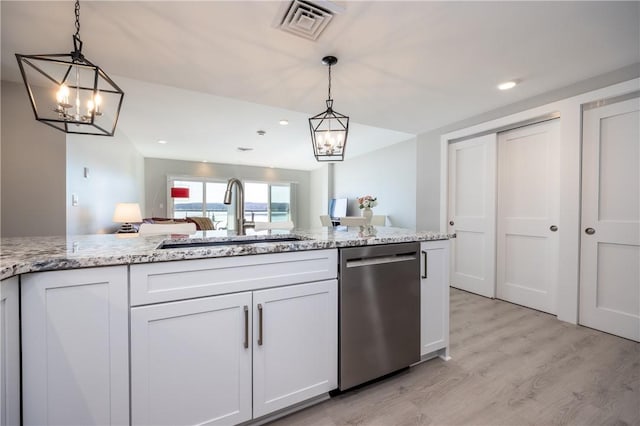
[0,227,452,280]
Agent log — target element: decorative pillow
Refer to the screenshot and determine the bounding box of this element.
[187,217,215,230]
[149,217,188,223]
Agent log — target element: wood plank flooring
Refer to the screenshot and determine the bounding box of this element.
[270,288,640,426]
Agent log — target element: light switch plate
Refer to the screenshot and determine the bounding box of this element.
[72,194,78,206]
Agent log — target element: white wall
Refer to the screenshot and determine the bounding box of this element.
[66,132,145,235]
[145,158,311,229]
[308,164,330,228]
[1,81,67,237]
[333,138,417,229]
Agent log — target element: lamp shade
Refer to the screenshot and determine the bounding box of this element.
[112,203,142,223]
[171,187,190,198]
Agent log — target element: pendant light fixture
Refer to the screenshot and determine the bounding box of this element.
[15,0,124,136]
[308,56,349,162]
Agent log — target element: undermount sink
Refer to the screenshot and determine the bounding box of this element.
[157,236,306,249]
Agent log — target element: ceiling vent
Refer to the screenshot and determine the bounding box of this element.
[279,0,334,41]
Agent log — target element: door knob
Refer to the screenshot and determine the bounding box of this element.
[585,228,596,235]
[449,221,455,226]
[550,225,558,232]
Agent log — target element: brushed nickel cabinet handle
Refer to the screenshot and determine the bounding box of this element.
[550,225,558,232]
[421,250,428,279]
[243,305,249,349]
[257,303,263,346]
[585,228,596,235]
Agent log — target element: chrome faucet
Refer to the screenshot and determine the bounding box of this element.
[223,178,254,235]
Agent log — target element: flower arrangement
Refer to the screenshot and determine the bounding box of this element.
[357,195,378,209]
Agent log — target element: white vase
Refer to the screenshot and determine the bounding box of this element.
[361,207,373,225]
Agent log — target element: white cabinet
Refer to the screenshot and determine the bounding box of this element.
[129,250,338,425]
[420,240,450,360]
[131,280,337,425]
[21,267,129,426]
[131,292,253,426]
[1,277,20,426]
[253,280,337,418]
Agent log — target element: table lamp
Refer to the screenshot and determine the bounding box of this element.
[113,203,142,233]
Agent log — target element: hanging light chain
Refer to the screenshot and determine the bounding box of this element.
[327,63,332,101]
[74,0,81,40]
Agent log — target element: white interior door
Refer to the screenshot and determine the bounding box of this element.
[496,120,560,314]
[448,134,496,298]
[579,96,640,342]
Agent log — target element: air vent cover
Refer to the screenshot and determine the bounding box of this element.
[279,0,334,41]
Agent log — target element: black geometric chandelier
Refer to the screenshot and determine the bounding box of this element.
[308,56,349,162]
[15,0,124,136]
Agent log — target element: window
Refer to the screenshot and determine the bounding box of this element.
[243,182,292,224]
[270,184,291,223]
[169,178,229,229]
[169,177,293,230]
[171,180,203,219]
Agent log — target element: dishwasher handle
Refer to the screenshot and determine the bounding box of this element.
[345,253,417,268]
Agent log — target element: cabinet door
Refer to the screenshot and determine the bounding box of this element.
[253,280,337,418]
[1,277,20,426]
[21,267,129,426]
[420,241,450,359]
[131,292,252,426]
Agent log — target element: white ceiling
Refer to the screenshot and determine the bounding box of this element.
[2,1,639,170]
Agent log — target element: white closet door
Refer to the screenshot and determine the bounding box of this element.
[448,134,496,298]
[580,96,640,341]
[496,120,560,314]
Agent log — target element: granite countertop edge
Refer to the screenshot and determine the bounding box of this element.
[1,227,453,280]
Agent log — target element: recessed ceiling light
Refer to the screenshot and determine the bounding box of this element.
[279,119,289,126]
[157,139,168,144]
[237,147,253,152]
[498,81,517,90]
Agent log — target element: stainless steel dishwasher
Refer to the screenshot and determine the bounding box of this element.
[338,242,420,391]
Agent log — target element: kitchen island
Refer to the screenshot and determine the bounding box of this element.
[0,227,451,426]
[1,227,450,279]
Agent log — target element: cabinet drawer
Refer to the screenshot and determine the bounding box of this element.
[131,249,338,306]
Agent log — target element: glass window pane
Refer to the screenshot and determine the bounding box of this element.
[172,180,203,219]
[244,182,269,223]
[206,182,229,229]
[270,185,291,222]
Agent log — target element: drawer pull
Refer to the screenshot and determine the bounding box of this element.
[258,303,264,346]
[421,251,428,279]
[243,305,249,349]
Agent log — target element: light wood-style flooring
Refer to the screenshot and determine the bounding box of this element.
[271,288,640,426]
